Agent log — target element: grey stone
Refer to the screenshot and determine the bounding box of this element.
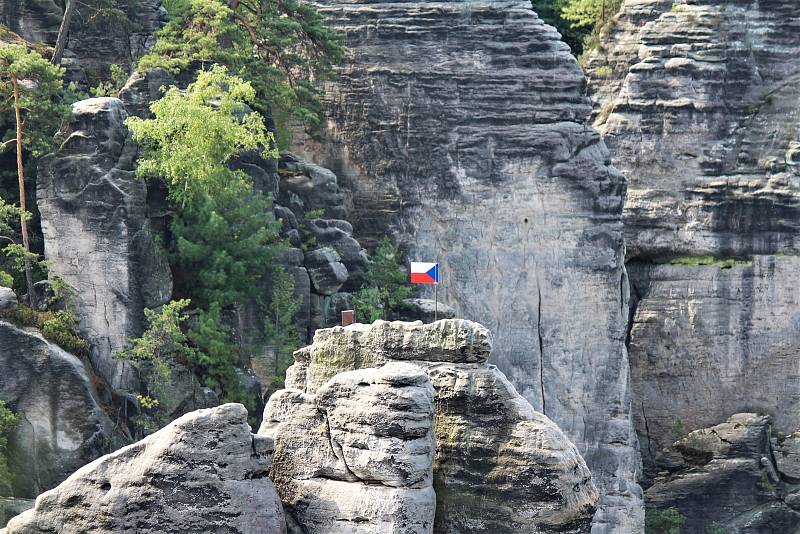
[776,431,800,481]
[274,205,299,231]
[645,413,800,533]
[0,320,122,499]
[628,256,800,478]
[278,155,347,220]
[304,247,348,296]
[0,287,16,312]
[0,498,33,529]
[398,298,456,323]
[309,292,352,332]
[291,1,640,528]
[270,320,598,533]
[37,98,173,389]
[261,362,436,534]
[5,404,286,534]
[303,219,368,290]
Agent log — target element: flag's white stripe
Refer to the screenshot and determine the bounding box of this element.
[410,262,437,274]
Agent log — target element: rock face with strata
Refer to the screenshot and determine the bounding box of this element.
[5,403,285,534]
[0,0,166,84]
[37,98,172,389]
[587,0,800,493]
[263,320,598,533]
[628,256,800,477]
[0,320,119,499]
[292,1,639,529]
[645,413,800,533]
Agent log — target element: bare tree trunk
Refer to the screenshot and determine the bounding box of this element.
[52,0,75,65]
[13,75,35,306]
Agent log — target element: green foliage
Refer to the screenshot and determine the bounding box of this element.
[645,508,686,534]
[758,470,776,493]
[353,238,411,322]
[185,302,242,400]
[668,256,753,269]
[138,0,344,123]
[116,300,194,433]
[531,0,622,55]
[705,525,724,534]
[0,45,67,157]
[672,418,685,440]
[126,65,275,206]
[0,400,17,493]
[171,186,282,309]
[264,266,301,389]
[89,64,129,97]
[0,303,91,357]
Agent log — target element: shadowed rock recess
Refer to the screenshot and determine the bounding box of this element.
[261,320,599,534]
[291,1,640,530]
[586,0,800,494]
[4,404,286,534]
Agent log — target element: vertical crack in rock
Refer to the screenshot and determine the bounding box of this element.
[537,284,546,416]
[292,2,640,529]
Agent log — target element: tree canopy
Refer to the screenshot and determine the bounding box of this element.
[531,0,622,56]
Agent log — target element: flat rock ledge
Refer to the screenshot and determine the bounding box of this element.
[263,319,598,534]
[4,404,285,534]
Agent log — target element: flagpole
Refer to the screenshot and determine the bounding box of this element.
[434,282,438,322]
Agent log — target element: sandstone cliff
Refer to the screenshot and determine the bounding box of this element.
[586,0,800,490]
[292,1,641,529]
[262,319,599,534]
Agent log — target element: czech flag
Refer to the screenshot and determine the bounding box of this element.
[410,262,440,285]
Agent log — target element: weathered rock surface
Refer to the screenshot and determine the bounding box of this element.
[397,298,457,323]
[304,247,348,296]
[0,0,166,84]
[5,404,286,534]
[262,362,436,533]
[0,287,15,312]
[266,320,598,533]
[0,321,119,499]
[590,0,800,260]
[628,256,800,477]
[646,413,800,533]
[293,1,639,528]
[37,97,172,389]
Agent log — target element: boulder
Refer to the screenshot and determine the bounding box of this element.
[277,155,347,220]
[5,404,286,533]
[0,288,15,312]
[645,413,800,533]
[37,98,172,389]
[267,320,598,533]
[304,247,348,296]
[303,219,369,290]
[309,292,352,332]
[261,363,436,533]
[0,320,122,499]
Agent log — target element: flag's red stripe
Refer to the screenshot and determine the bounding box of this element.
[410,273,436,284]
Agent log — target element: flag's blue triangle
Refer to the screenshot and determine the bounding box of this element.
[427,263,439,284]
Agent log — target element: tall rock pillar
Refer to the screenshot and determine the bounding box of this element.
[292,1,642,530]
[37,97,172,389]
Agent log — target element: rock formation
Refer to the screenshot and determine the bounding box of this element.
[292,1,640,529]
[645,413,800,533]
[262,362,437,533]
[0,319,119,499]
[0,0,166,84]
[4,404,286,534]
[262,319,599,533]
[37,97,172,390]
[586,0,800,485]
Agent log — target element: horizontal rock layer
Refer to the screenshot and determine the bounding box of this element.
[293,0,640,528]
[646,413,800,533]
